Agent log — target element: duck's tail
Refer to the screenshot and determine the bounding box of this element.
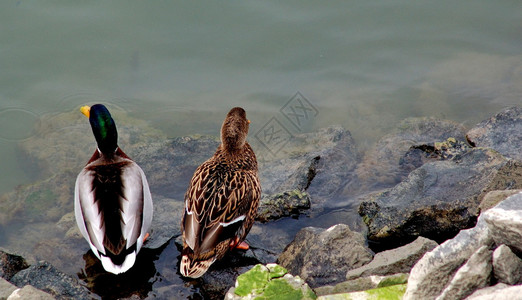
[180,254,215,278]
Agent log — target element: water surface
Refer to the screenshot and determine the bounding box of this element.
[0,1,520,298]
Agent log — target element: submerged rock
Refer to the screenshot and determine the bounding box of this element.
[346,117,467,195]
[260,126,358,208]
[277,224,373,288]
[225,264,316,300]
[466,106,522,161]
[359,148,522,248]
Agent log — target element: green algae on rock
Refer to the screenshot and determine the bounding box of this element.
[226,263,316,300]
[317,283,407,300]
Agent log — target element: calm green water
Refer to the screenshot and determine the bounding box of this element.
[0,0,520,298]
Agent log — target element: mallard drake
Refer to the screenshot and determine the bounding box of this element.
[180,107,261,278]
[74,104,153,275]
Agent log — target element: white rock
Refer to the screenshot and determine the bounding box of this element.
[436,246,492,300]
[492,244,522,285]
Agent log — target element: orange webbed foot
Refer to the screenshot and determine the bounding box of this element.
[229,237,249,250]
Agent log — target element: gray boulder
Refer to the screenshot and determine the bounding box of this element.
[436,246,492,300]
[345,237,437,280]
[492,244,522,285]
[466,107,522,161]
[359,148,522,248]
[10,261,93,300]
[277,224,373,288]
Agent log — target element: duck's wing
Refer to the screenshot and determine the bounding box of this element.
[182,161,260,257]
[74,159,149,258]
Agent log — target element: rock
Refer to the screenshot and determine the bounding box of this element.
[277,224,373,288]
[256,190,311,222]
[359,148,522,249]
[465,283,522,300]
[466,107,522,161]
[483,192,522,252]
[0,171,77,226]
[10,261,93,300]
[345,237,438,280]
[492,244,522,285]
[479,190,522,212]
[259,126,358,207]
[0,278,17,299]
[315,273,408,296]
[133,135,220,198]
[0,250,28,281]
[436,245,492,300]
[142,194,184,249]
[347,117,467,195]
[7,285,55,300]
[403,214,493,300]
[317,283,407,300]
[225,264,316,300]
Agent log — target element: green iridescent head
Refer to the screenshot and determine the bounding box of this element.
[81,104,118,154]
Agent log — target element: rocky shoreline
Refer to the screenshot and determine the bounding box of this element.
[0,106,521,299]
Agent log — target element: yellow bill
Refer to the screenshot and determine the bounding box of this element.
[80,106,91,118]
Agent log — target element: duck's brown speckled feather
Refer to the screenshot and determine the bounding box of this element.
[180,107,261,278]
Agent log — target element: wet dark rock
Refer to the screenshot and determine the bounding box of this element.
[10,261,94,300]
[346,117,467,195]
[359,148,522,249]
[467,107,522,161]
[256,190,311,223]
[0,250,28,281]
[345,237,438,280]
[277,224,373,288]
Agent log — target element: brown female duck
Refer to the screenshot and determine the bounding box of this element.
[180,107,261,278]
